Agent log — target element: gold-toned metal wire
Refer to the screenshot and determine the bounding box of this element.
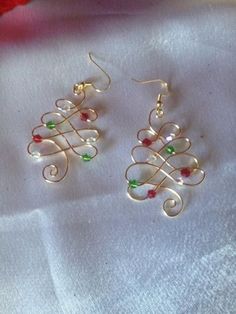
[27,53,110,183]
[125,79,205,217]
[131,78,169,96]
[88,52,111,92]
[132,78,169,118]
[73,52,111,95]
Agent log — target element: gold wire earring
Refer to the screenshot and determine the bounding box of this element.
[125,79,205,217]
[27,52,111,183]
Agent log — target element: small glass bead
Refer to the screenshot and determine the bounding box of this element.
[82,153,92,162]
[46,120,56,129]
[142,138,152,147]
[32,134,42,143]
[165,145,175,154]
[80,112,89,121]
[147,189,157,198]
[32,151,41,158]
[128,179,139,189]
[181,168,191,177]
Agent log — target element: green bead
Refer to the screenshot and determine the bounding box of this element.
[128,179,139,189]
[165,145,175,154]
[82,153,92,162]
[46,120,56,129]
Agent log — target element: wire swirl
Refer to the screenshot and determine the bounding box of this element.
[27,91,99,183]
[125,108,205,217]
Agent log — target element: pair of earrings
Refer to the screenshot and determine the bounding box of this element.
[27,53,205,217]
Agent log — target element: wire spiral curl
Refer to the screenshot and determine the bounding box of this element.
[27,91,99,183]
[125,108,205,217]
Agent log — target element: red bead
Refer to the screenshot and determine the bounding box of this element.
[147,189,157,199]
[142,138,152,147]
[80,112,89,121]
[32,134,42,143]
[181,168,191,177]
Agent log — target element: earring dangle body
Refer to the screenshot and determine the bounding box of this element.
[125,79,205,217]
[27,53,111,183]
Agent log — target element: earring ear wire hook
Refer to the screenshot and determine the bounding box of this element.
[88,52,111,93]
[131,78,169,97]
[73,52,111,95]
[132,78,169,118]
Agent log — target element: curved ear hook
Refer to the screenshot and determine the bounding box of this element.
[73,52,111,95]
[88,52,111,93]
[132,78,169,97]
[132,78,169,118]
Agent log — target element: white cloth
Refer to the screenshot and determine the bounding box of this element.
[0,0,235,313]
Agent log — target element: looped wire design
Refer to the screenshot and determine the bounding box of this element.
[125,107,205,217]
[27,52,110,183]
[27,89,99,183]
